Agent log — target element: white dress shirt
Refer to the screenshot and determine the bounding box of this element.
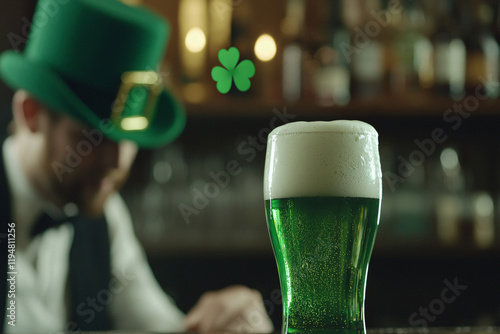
[2,137,186,333]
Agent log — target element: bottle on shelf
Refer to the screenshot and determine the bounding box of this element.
[349,0,386,99]
[471,192,495,249]
[432,0,466,100]
[281,0,306,103]
[433,147,494,250]
[312,0,351,106]
[434,147,468,248]
[461,0,500,99]
[391,0,433,96]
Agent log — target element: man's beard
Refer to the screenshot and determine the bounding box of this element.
[44,156,130,218]
[39,121,134,218]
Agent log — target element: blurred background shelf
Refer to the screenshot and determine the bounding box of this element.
[2,0,500,329]
[185,96,500,117]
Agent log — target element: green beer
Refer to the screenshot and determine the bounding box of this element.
[265,196,380,333]
[264,121,382,334]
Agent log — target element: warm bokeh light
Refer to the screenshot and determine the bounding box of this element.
[121,116,149,131]
[179,0,207,78]
[254,34,277,62]
[185,27,206,53]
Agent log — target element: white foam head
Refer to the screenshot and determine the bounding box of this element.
[264,120,382,200]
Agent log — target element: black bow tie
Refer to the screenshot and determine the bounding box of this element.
[31,213,76,237]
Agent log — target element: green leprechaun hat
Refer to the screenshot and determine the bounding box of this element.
[0,0,185,148]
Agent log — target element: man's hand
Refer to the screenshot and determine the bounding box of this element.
[185,285,274,333]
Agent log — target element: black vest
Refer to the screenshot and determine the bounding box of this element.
[0,142,112,331]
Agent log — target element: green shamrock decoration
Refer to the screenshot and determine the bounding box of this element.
[211,47,256,94]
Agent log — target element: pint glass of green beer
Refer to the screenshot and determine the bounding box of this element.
[264,121,382,334]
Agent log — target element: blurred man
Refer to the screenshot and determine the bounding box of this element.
[0,0,273,332]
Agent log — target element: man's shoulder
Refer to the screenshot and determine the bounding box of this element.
[105,192,129,213]
[104,192,134,235]
[104,192,146,262]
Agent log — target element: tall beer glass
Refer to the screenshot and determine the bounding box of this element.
[264,121,382,334]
